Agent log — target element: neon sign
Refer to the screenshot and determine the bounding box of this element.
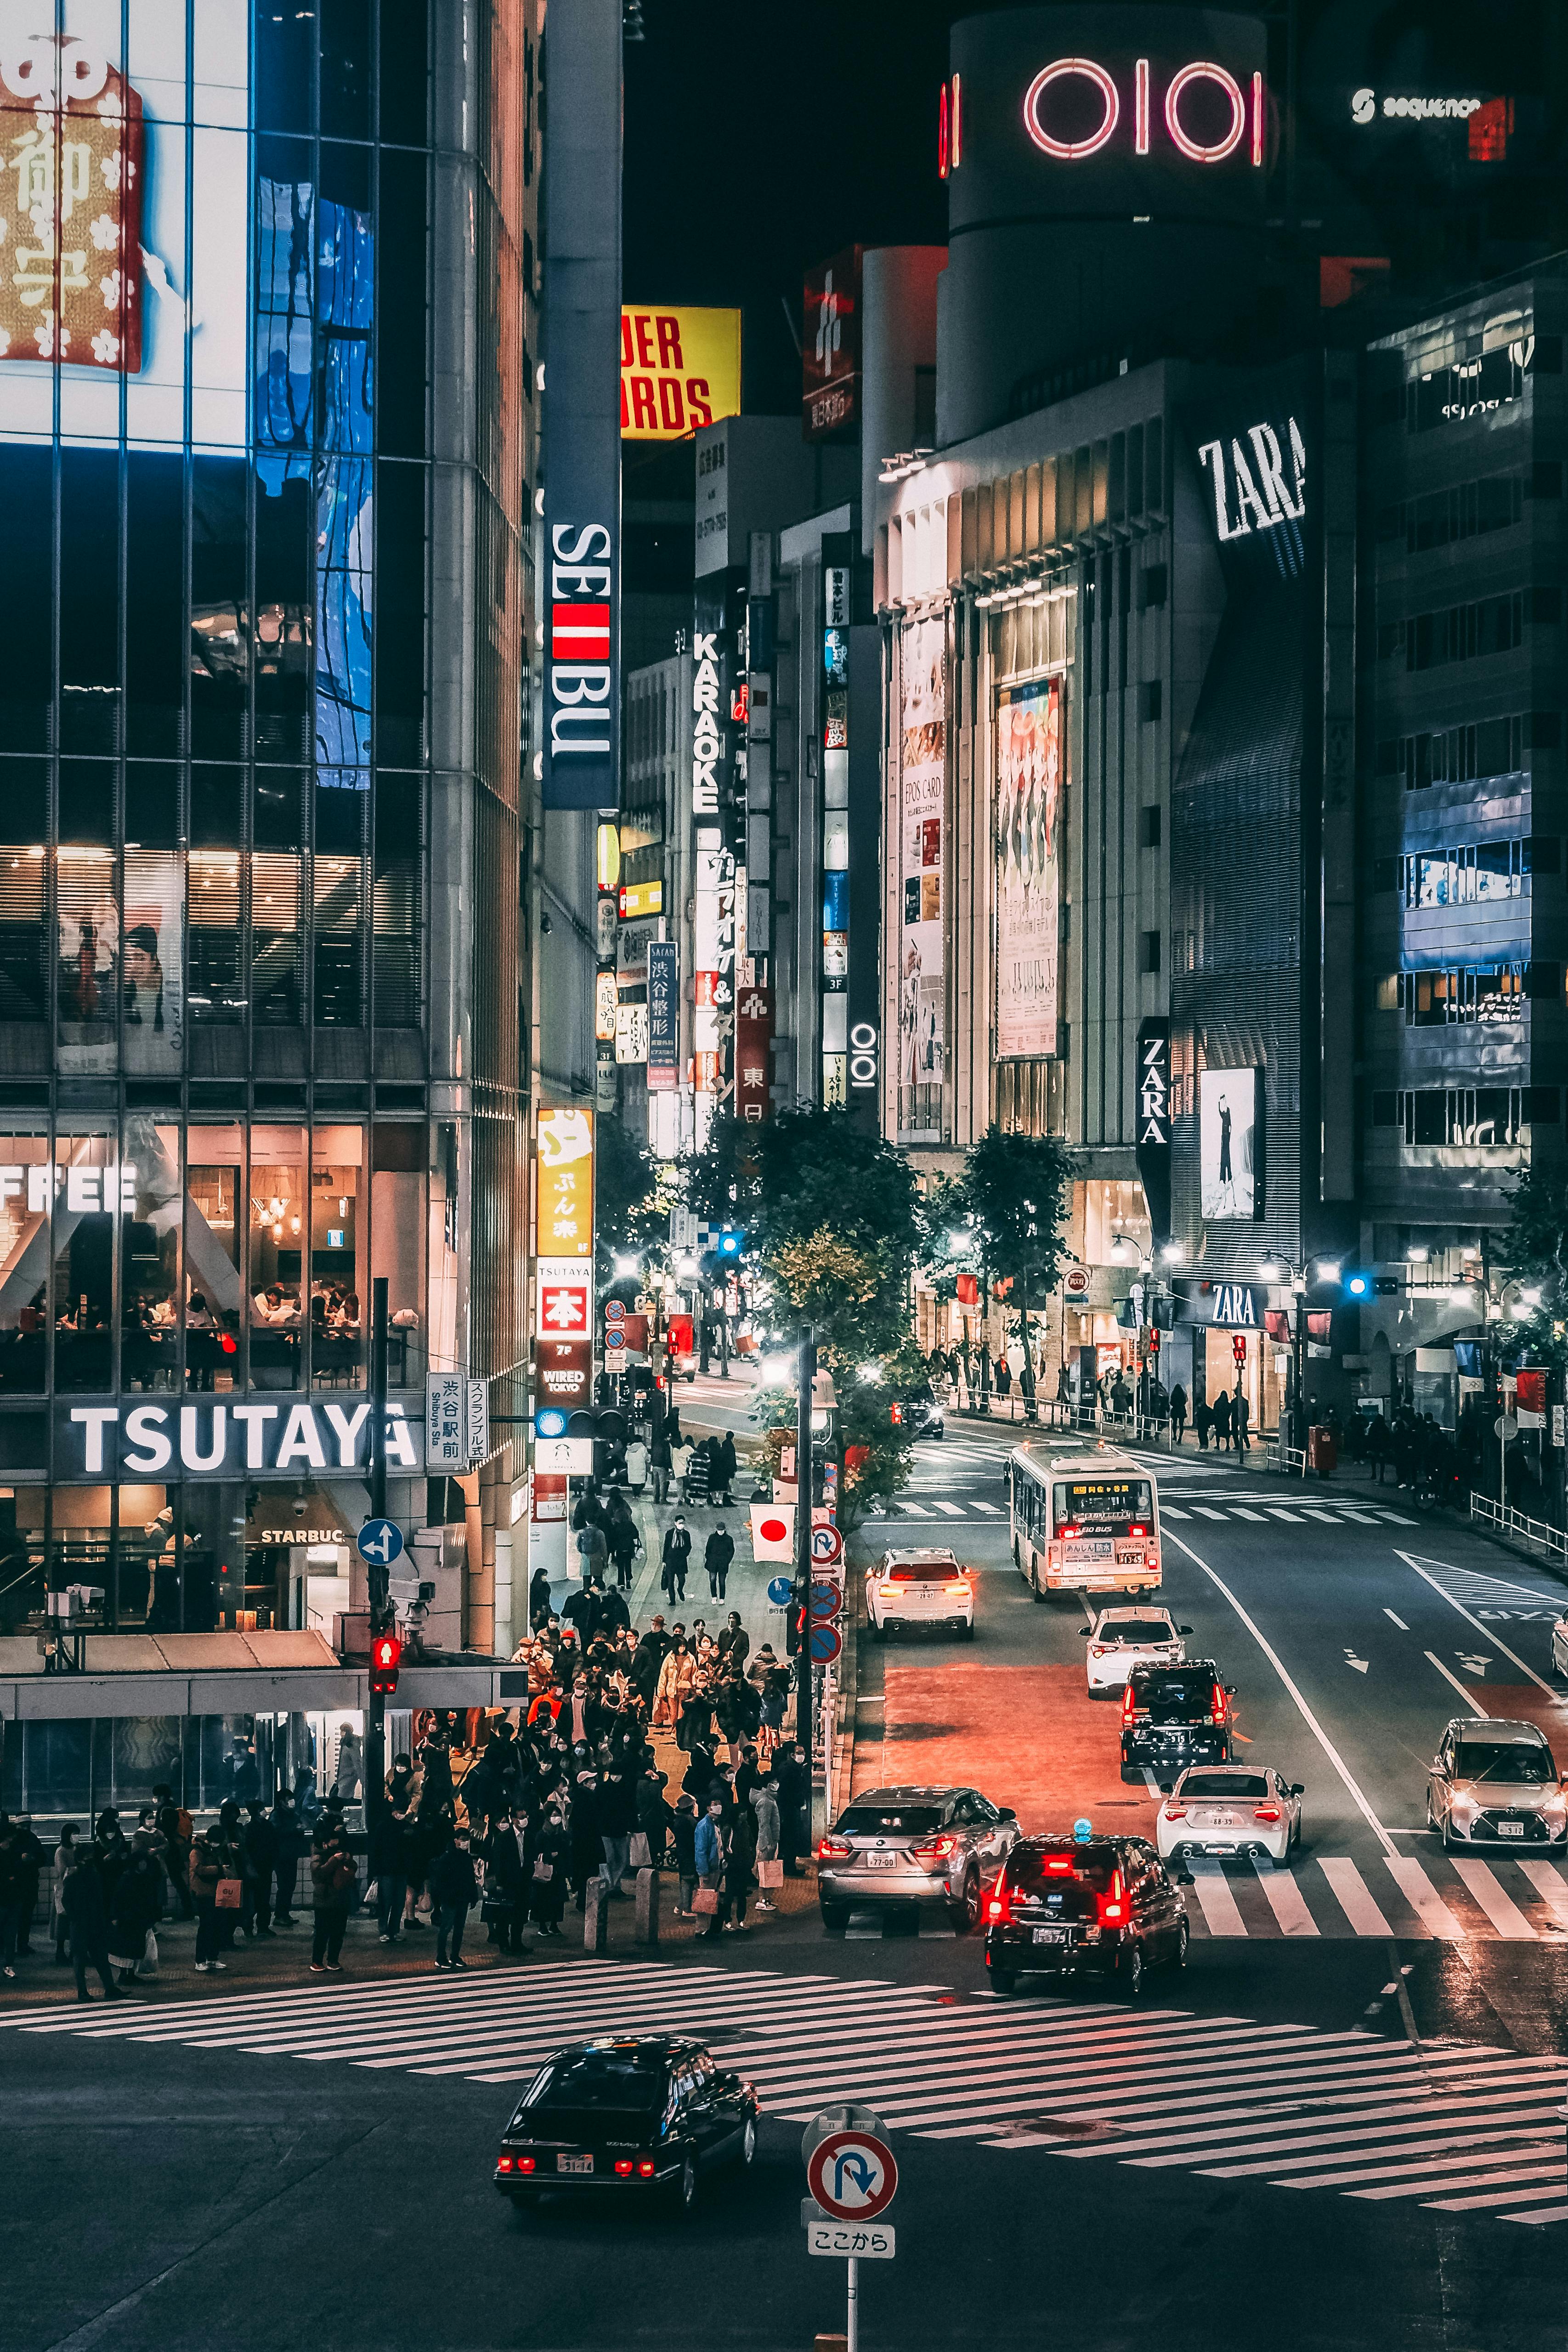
[1022,56,1265,166]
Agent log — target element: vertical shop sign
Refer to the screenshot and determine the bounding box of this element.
[535,1108,595,1258]
[897,616,946,1137]
[647,939,679,1092]
[736,982,773,1122]
[426,1373,466,1469]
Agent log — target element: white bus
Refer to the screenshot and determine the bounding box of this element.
[1009,1444,1163,1596]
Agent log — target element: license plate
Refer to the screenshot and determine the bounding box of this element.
[1210,1814,1243,1828]
[864,1853,900,1869]
[1498,1821,1526,1837]
[1032,1927,1068,1944]
[556,2154,593,2175]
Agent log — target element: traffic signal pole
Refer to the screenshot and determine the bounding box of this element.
[365,1276,389,1837]
[793,1326,816,1759]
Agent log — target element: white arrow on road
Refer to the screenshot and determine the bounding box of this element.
[1456,1652,1492,1677]
[1344,1649,1369,1675]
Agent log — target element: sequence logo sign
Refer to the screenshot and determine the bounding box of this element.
[1023,55,1265,167]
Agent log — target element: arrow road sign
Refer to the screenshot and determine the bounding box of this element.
[808,1620,842,1666]
[357,1519,404,1566]
[809,1523,844,1566]
[805,2130,898,2222]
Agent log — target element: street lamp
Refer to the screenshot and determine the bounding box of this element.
[1257,1255,1342,1454]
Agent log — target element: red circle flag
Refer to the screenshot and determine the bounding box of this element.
[758,1515,788,1544]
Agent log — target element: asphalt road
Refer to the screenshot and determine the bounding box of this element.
[11,1425,1568,2349]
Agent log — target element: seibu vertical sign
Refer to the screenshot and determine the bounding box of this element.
[542,0,622,811]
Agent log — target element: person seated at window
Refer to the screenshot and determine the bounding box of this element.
[253,1284,288,1324]
[185,1292,214,1333]
[331,1291,362,1336]
[147,1295,176,1327]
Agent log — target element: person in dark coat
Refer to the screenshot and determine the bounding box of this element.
[1194,1397,1212,1451]
[568,1773,602,1905]
[308,1821,358,1974]
[628,1618,670,1710]
[594,1763,638,1894]
[108,1837,162,1986]
[528,1808,569,1935]
[270,1788,306,1924]
[1169,1383,1188,1445]
[715,1611,749,1673]
[62,1844,122,2001]
[6,1816,45,1959]
[714,1431,738,1503]
[635,1765,675,1868]
[597,1581,631,1636]
[369,1803,413,1944]
[529,1564,553,1627]
[774,1742,810,1876]
[704,1519,736,1598]
[660,1517,692,1602]
[1211,1389,1232,1451]
[482,1808,532,1957]
[723,1793,756,1933]
[427,1827,478,1970]
[242,1801,278,1938]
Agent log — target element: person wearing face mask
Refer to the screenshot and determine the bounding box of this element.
[528,1807,569,1937]
[427,1826,478,1971]
[660,1515,691,1602]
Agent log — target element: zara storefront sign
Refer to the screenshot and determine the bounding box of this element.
[1195,419,1306,546]
[59,1398,424,1481]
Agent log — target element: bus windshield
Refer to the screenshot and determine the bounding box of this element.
[1053,1477,1155,1536]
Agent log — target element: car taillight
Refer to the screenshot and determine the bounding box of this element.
[879,1582,898,1597]
[513,2155,536,2174]
[638,2159,656,2176]
[944,1582,971,1596]
[1163,1803,1187,1820]
[911,1833,958,1863]
[1097,1866,1127,1927]
[1253,1805,1281,1822]
[1146,1552,1158,1568]
[1060,1525,1080,1540]
[498,2155,515,2172]
[1044,1857,1073,1872]
[1129,1524,1147,1537]
[1121,1687,1137,1725]
[985,1871,1013,1922]
[1211,1687,1226,1724]
[1090,1644,1107,1657]
[614,2159,634,2176]
[818,1837,852,1861]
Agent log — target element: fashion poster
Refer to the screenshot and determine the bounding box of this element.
[898,615,945,1122]
[1200,1068,1259,1220]
[994,676,1060,1058]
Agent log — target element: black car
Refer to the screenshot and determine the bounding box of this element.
[897,1391,945,1439]
[1120,1658,1236,1785]
[983,1833,1189,1999]
[495,2035,759,2216]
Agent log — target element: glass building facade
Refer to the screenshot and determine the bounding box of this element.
[0,4,537,1641]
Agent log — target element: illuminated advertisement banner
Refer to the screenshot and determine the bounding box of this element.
[994,676,1060,1057]
[621,305,740,440]
[647,939,679,1093]
[1200,1067,1262,1220]
[803,245,861,440]
[896,616,945,1136]
[0,4,249,447]
[535,1109,595,1260]
[736,982,772,1124]
[60,1397,422,1481]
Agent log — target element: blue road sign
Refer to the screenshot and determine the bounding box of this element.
[809,1620,843,1665]
[767,1575,795,1607]
[357,1519,405,1567]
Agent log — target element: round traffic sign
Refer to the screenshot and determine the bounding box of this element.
[1064,1264,1091,1297]
[1497,1415,1520,1440]
[605,1299,625,1323]
[809,1579,843,1619]
[808,1621,842,1666]
[809,1523,844,1566]
[805,2130,898,2222]
[356,1519,404,1566]
[766,1574,795,1607]
[605,1328,627,1350]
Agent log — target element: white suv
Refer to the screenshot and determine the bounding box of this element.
[1080,1604,1189,1696]
[868,1549,975,1639]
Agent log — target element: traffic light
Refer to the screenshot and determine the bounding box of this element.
[369,1630,402,1695]
[715,1225,745,1261]
[534,1404,570,1440]
[1232,1334,1247,1366]
[1343,1271,1371,1298]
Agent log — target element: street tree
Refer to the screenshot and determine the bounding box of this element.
[942,1125,1075,1398]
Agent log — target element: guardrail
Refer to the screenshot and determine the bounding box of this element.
[1469,1491,1568,1570]
[1267,1440,1308,1477]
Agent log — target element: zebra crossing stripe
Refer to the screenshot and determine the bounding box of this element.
[1186,1859,1247,1935]
[1453,1857,1539,1938]
[1251,1858,1318,1935]
[1230,1506,1267,1522]
[1318,1858,1394,1935]
[1385,1857,1469,1938]
[1519,1860,1568,1926]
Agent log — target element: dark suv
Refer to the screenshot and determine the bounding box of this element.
[983,1834,1189,2000]
[1120,1659,1236,1784]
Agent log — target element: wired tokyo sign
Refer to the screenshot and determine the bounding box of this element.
[1024,56,1266,167]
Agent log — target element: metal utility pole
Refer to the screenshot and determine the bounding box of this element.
[793,1326,817,1756]
[365,1276,389,1835]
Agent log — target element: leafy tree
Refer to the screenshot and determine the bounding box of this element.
[1503,1166,1568,1372]
[592,1116,666,1293]
[940,1125,1074,1396]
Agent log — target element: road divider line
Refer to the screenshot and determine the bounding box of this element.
[1425,1650,1488,1715]
[1161,1529,1399,1857]
[1397,1553,1565,1701]
[1384,1610,1410,1630]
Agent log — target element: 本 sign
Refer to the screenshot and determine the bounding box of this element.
[426,1373,466,1470]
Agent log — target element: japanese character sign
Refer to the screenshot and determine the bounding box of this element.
[0,29,144,371]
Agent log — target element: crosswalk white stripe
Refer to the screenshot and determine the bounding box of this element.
[970,1501,1004,1514]
[1252,1859,1318,1935]
[1385,1856,1469,1938]
[1374,1510,1419,1525]
[929,1501,966,1517]
[1264,1506,1303,1520]
[1067,2077,1568,2163]
[1519,1859,1568,1926]
[1187,1859,1248,1934]
[1452,1857,1540,1938]
[1161,1504,1193,1519]
[1192,1506,1228,1521]
[1442,2188,1568,2218]
[1196,2118,1567,2178]
[1050,2055,1565,2144]
[1351,2159,1567,2202]
[1319,1857,1394,1935]
[1289,2145,1562,2193]
[745,2018,1313,2097]
[1230,1507,1267,1522]
[744,2031,1345,2110]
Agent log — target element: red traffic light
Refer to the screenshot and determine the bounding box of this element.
[369,1631,402,1695]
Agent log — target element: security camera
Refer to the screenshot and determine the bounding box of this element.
[293,1498,309,1518]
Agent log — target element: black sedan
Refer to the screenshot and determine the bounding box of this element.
[495,2035,759,2216]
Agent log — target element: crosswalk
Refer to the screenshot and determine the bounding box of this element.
[6,1958,1563,2227]
[876,1495,1419,1526]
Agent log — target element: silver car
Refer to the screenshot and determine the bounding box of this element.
[817,1784,1019,1933]
[1426,1718,1568,1851]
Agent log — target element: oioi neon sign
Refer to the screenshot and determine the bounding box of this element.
[1023,56,1266,167]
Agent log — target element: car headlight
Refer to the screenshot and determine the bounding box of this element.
[1449,1791,1477,1821]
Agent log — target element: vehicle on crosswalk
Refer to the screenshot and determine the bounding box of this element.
[867,1547,975,1638]
[495,2035,759,2216]
[1080,1604,1191,1695]
[984,1832,1189,1998]
[1009,1444,1162,1596]
[1425,1718,1568,1850]
[1120,1659,1236,1783]
[816,1783,1019,1930]
[1155,1765,1303,1865]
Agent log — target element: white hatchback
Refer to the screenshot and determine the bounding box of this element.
[1156,1765,1303,1867]
[1080,1604,1190,1696]
[868,1549,975,1639]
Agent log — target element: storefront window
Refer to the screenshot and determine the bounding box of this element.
[53,1129,118,1391]
[122,1124,181,1392]
[185,1125,244,1390]
[0,1127,49,1393]
[1084,1179,1151,1267]
[57,845,117,1070]
[249,1125,306,1389]
[311,1124,363,1385]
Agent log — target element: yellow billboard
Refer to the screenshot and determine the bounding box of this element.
[621,306,741,440]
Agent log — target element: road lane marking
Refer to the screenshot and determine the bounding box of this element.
[1161,1528,1399,1856]
[1186,1858,1248,1934]
[928,1501,966,1517]
[1319,1858,1394,1934]
[1398,1553,1564,1700]
[1373,1510,1419,1525]
[1451,1859,1539,1938]
[1425,1650,1488,1714]
[1193,1506,1229,1521]
[1384,1610,1409,1630]
[970,1501,1004,1514]
[1264,1506,1304,1521]
[1251,1859,1318,1934]
[1385,1857,1467,1938]
[1230,1507,1266,1521]
[1519,1860,1568,1926]
[1162,1504,1193,1519]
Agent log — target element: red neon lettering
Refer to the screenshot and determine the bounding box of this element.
[938,77,949,178]
[1023,57,1119,159]
[634,312,656,366]
[1251,71,1265,166]
[656,312,684,368]
[687,376,713,429]
[952,72,961,166]
[657,376,685,432]
[631,375,657,430]
[1134,57,1149,153]
[1164,60,1245,162]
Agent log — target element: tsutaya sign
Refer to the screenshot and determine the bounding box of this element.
[60,1398,424,1481]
